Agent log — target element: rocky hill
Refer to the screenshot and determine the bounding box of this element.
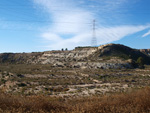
[140,49,150,56]
[89,44,150,64]
[0,52,43,64]
[0,44,150,69]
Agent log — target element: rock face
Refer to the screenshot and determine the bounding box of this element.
[0,44,150,69]
[140,49,150,56]
[89,44,150,64]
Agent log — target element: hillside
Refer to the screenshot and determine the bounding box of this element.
[89,44,150,64]
[0,44,150,69]
[140,49,150,56]
[0,52,43,64]
[1,43,150,97]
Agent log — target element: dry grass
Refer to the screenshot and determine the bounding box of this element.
[1,87,150,113]
[0,93,70,113]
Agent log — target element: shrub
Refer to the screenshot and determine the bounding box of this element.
[137,57,144,65]
[137,57,145,68]
[1,87,150,112]
[17,83,27,87]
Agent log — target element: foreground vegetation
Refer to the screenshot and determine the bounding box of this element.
[0,87,150,113]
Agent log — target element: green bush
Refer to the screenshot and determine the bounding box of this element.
[136,57,145,69]
[137,57,144,65]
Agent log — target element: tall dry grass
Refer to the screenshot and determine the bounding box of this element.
[1,87,150,113]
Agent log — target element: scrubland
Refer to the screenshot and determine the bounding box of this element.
[0,65,150,112]
[1,87,150,113]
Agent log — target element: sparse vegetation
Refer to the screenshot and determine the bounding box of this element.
[1,87,150,113]
[0,44,150,112]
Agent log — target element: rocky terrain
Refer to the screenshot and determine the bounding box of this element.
[140,49,150,55]
[0,43,150,69]
[1,64,150,97]
[0,43,150,97]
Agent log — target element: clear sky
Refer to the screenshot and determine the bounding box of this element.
[0,0,150,53]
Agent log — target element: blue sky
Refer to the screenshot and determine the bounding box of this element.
[0,0,150,53]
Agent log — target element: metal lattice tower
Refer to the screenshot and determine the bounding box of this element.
[91,20,97,47]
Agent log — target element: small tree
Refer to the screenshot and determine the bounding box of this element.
[137,57,145,68]
[61,48,64,51]
[65,48,68,51]
[137,57,144,65]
